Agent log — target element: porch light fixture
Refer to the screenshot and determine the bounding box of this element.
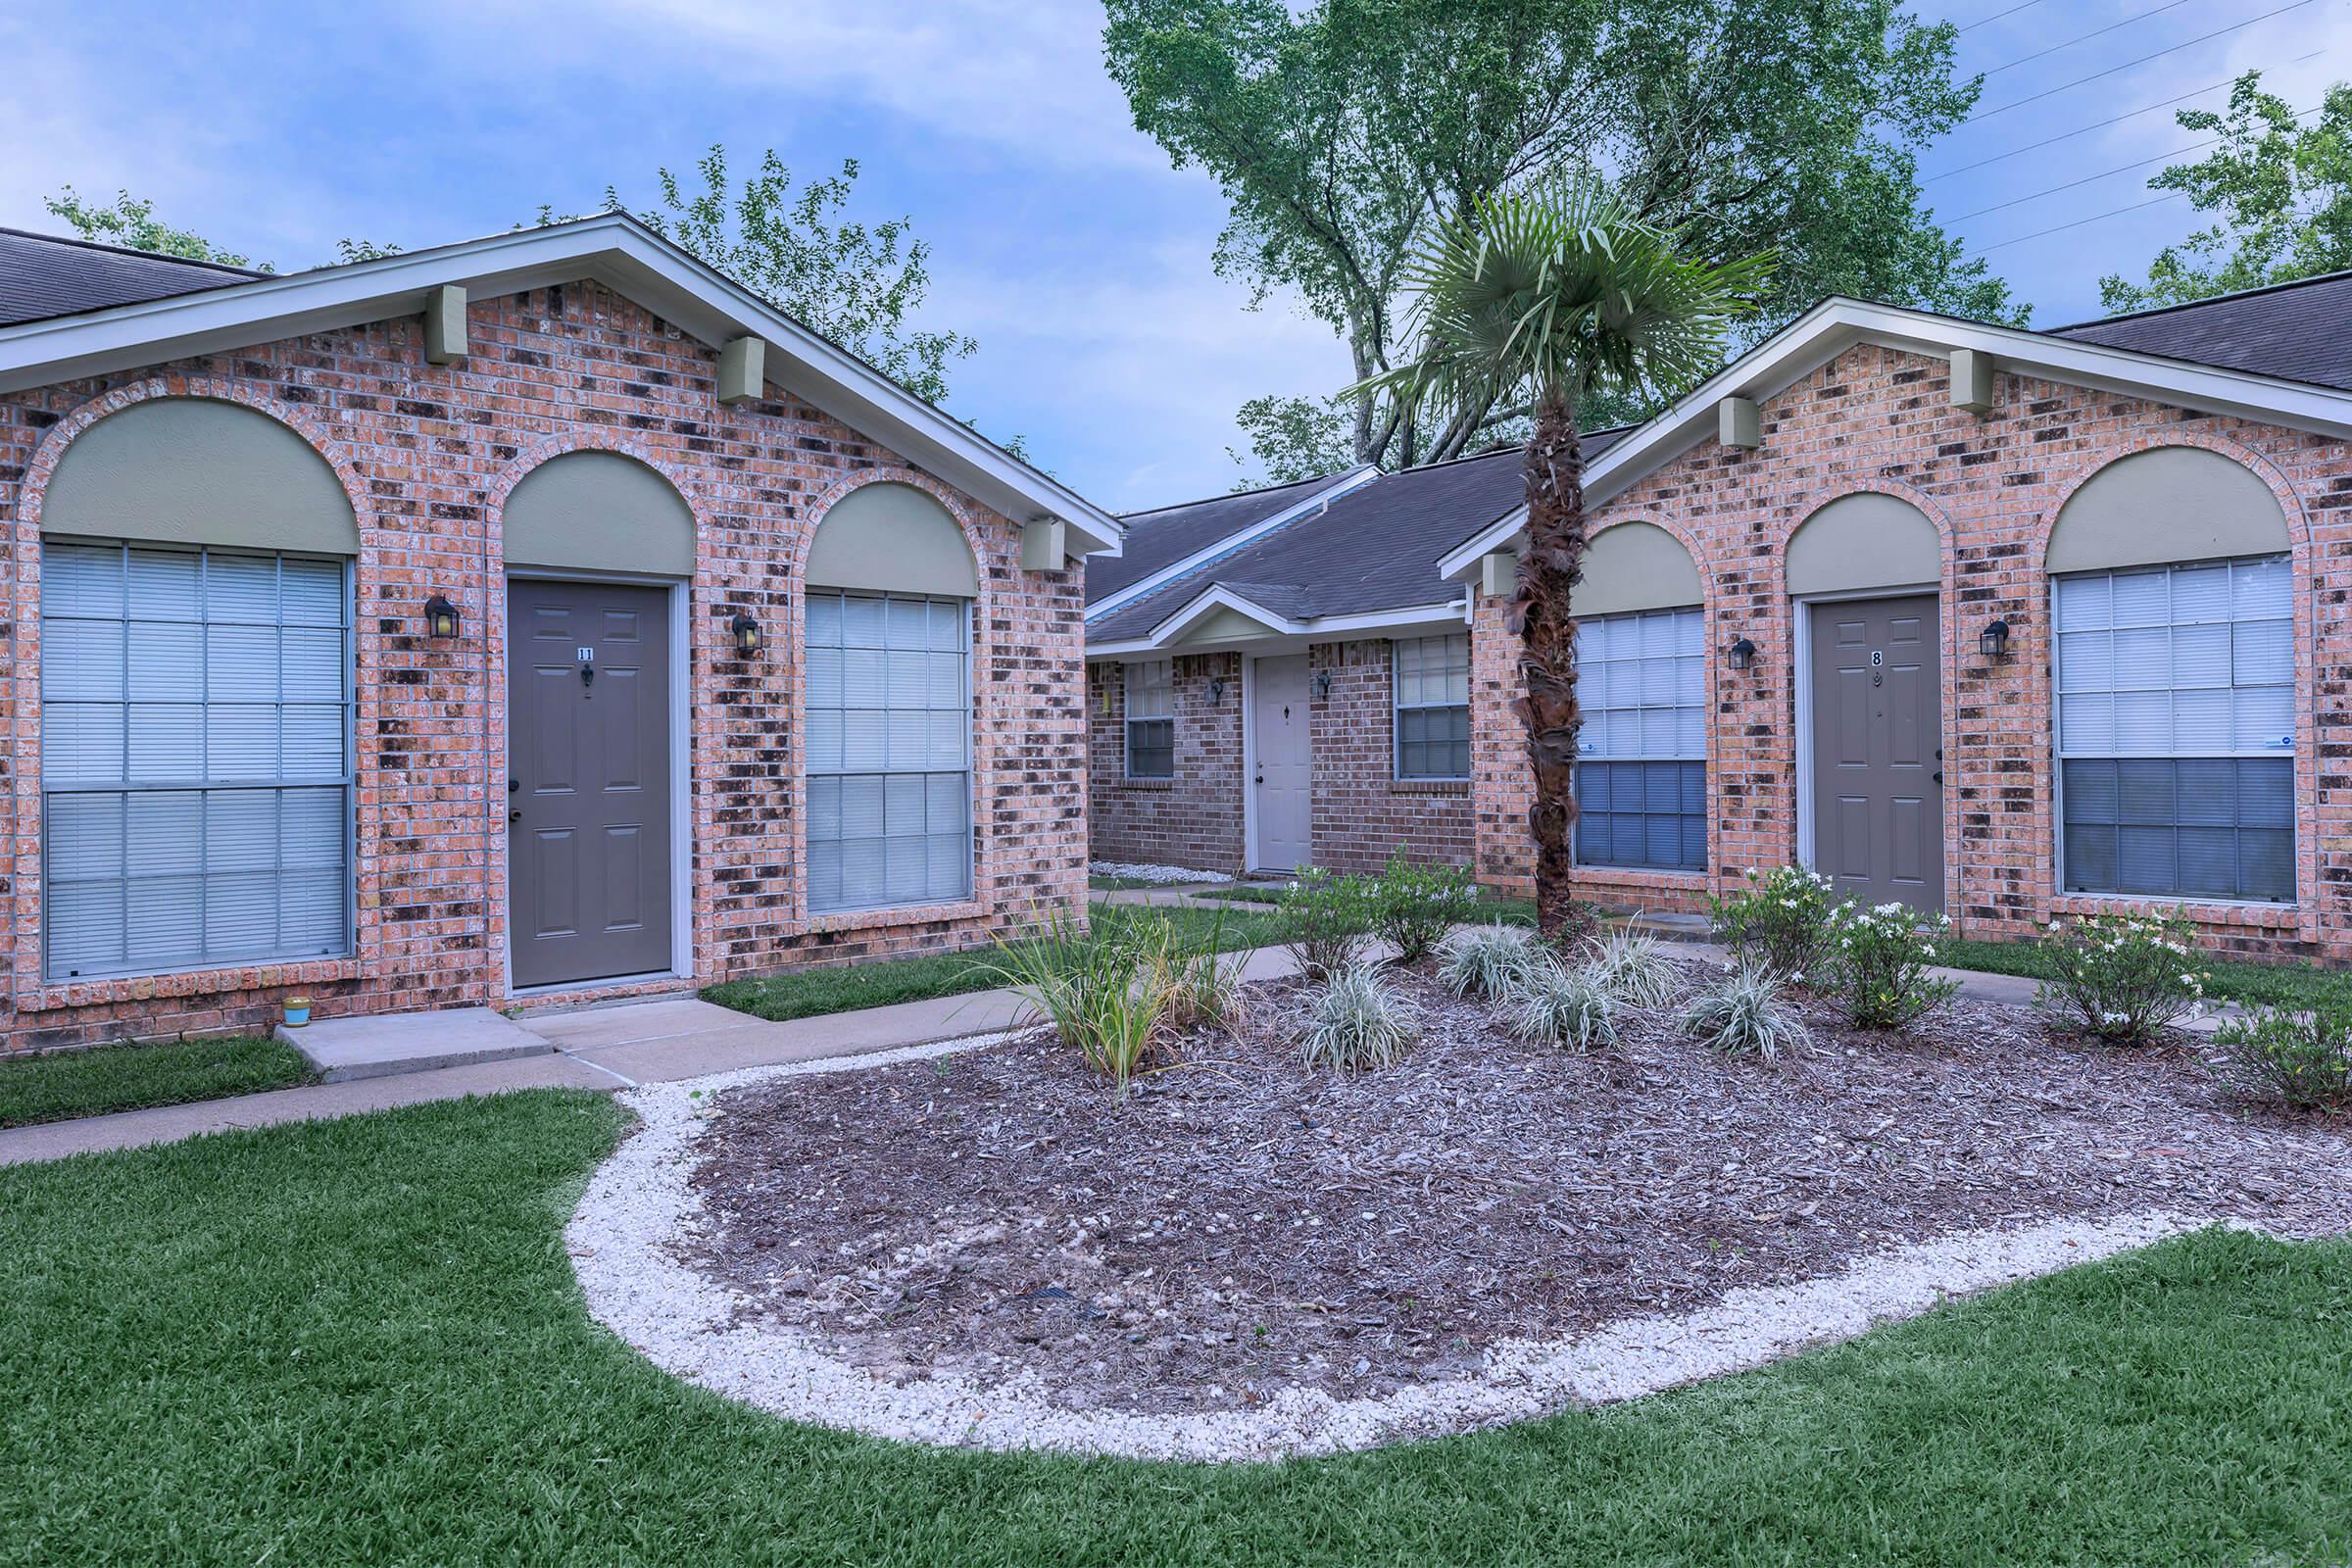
[1209,676,1227,704]
[423,594,460,639]
[1312,669,1333,700]
[731,612,762,656]
[1726,636,1757,673]
[1979,617,2011,660]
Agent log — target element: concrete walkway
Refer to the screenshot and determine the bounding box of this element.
[0,942,1309,1166]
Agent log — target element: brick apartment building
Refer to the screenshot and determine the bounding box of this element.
[0,216,1120,1052]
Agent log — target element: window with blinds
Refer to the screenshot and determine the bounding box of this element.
[2054,556,2294,901]
[1124,661,1174,779]
[1575,607,1706,871]
[1393,633,1470,780]
[40,542,353,980]
[805,589,972,912]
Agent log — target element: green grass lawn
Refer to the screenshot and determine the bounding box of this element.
[703,902,1289,1022]
[1206,883,1540,925]
[1,1093,2346,1564]
[0,1035,310,1129]
[1935,935,2346,1010]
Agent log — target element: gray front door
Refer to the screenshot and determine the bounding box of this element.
[1809,595,1943,912]
[508,578,674,988]
[1251,655,1312,871]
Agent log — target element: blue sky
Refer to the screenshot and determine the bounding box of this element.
[3,1,2347,513]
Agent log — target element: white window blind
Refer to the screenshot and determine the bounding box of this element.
[41,542,353,980]
[1575,607,1705,871]
[1393,633,1470,779]
[805,589,972,912]
[2054,556,2294,901]
[1124,661,1174,779]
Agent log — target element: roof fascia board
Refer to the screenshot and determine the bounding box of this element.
[1437,297,2352,580]
[1088,590,1467,658]
[0,214,1123,557]
[1083,465,1380,621]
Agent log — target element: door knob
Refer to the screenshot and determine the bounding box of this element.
[1254,774,1264,784]
[509,808,523,823]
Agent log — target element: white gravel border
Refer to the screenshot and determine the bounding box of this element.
[1090,859,1230,885]
[569,1036,2219,1462]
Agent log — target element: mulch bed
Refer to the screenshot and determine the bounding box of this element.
[684,959,2352,1416]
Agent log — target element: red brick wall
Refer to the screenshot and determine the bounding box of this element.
[1307,640,1472,875]
[0,281,1088,1053]
[1474,343,2352,957]
[1086,654,1245,873]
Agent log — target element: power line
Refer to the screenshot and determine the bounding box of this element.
[1959,0,2050,32]
[1981,0,2199,78]
[1963,0,2322,124]
[1949,106,2322,222]
[1975,191,2181,254]
[1924,52,2324,183]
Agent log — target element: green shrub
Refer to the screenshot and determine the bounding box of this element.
[1682,963,1810,1061]
[1368,849,1477,964]
[1300,964,1418,1073]
[1509,956,1618,1053]
[1583,925,1685,1008]
[976,911,1169,1099]
[2215,990,2352,1110]
[1710,865,1841,980]
[1824,902,1960,1030]
[1275,866,1376,980]
[1439,922,1541,1002]
[2033,910,2207,1045]
[1159,910,1248,1034]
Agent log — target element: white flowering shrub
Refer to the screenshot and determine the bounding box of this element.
[1825,903,1961,1030]
[2033,910,2207,1045]
[1709,865,1839,981]
[2214,988,2352,1110]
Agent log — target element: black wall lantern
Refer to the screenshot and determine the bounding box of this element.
[1726,635,1757,673]
[1979,617,2011,660]
[731,612,762,656]
[1208,676,1227,704]
[423,594,460,640]
[1312,669,1333,701]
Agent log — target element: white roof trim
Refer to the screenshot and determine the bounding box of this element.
[0,213,1123,557]
[1084,465,1378,621]
[1087,582,1467,660]
[1437,295,2352,580]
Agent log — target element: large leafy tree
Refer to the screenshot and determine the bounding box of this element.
[2099,72,2352,314]
[1104,0,2016,480]
[44,188,269,270]
[1356,177,1768,936]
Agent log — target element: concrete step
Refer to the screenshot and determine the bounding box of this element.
[278,1005,557,1083]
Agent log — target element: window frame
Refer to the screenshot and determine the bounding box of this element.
[1571,605,1707,873]
[1123,660,1175,781]
[2049,553,2297,906]
[803,587,976,916]
[1392,633,1471,782]
[37,536,357,983]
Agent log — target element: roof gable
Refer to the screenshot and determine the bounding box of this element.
[0,214,1121,556]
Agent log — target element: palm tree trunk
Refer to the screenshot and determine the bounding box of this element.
[1508,392,1592,944]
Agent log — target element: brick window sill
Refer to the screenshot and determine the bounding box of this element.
[2047,893,2300,931]
[1568,865,1709,891]
[1114,779,1177,791]
[19,956,364,1014]
[1390,779,1469,796]
[808,900,988,936]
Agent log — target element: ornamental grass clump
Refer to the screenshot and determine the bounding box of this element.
[1368,849,1477,964]
[1275,867,1375,980]
[977,912,1170,1100]
[1681,963,1810,1061]
[1709,865,1840,982]
[1582,924,1685,1008]
[1825,903,1960,1030]
[1438,922,1541,1002]
[2033,909,2207,1045]
[1157,911,1248,1035]
[1508,954,1618,1053]
[2215,987,2352,1111]
[1300,963,1419,1074]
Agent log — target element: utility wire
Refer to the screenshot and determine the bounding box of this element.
[1981,0,2199,78]
[1924,52,2324,183]
[1975,191,2181,254]
[1959,0,2050,31]
[1963,0,2321,124]
[1950,105,2322,222]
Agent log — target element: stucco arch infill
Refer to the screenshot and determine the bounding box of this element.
[805,476,979,599]
[2044,438,2298,572]
[1785,491,1942,597]
[1568,517,1704,617]
[498,447,700,577]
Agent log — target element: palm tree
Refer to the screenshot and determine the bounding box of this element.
[1355,176,1769,939]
